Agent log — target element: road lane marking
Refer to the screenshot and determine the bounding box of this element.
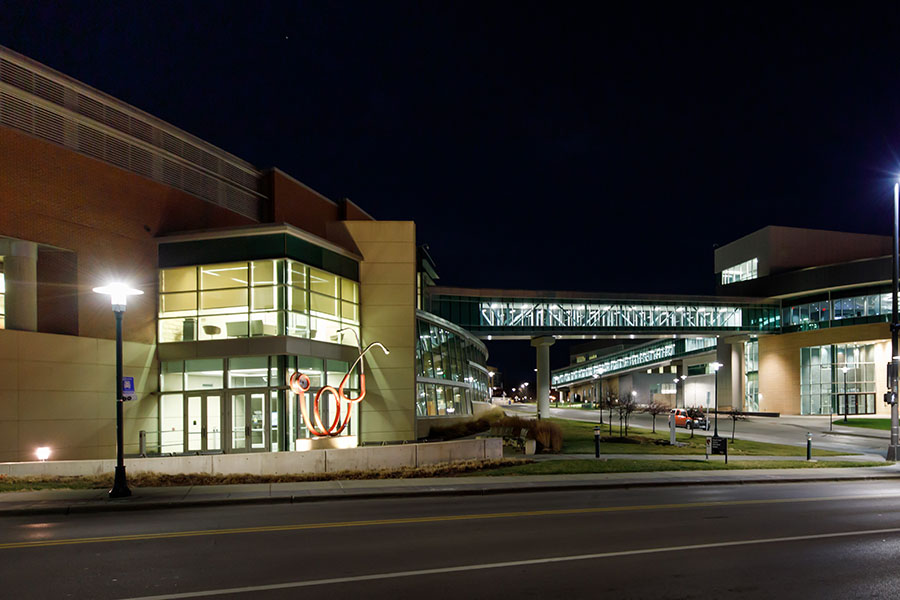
[1,491,898,550]
[120,525,900,599]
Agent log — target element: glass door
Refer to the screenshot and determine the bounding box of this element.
[228,391,269,452]
[185,393,222,452]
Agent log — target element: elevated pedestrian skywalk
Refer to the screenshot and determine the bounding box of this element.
[428,287,780,339]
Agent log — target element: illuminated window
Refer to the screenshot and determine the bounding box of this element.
[0,262,5,329]
[159,259,359,346]
[721,258,758,285]
[800,343,876,415]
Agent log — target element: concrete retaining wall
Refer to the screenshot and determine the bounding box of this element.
[0,438,503,477]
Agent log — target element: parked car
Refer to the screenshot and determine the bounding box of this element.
[668,408,692,428]
[688,411,710,431]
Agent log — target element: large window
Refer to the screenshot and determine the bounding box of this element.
[783,292,892,330]
[721,258,758,285]
[0,263,4,329]
[415,314,490,417]
[744,339,759,412]
[800,343,876,415]
[159,259,359,346]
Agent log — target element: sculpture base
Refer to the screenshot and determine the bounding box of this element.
[295,435,358,451]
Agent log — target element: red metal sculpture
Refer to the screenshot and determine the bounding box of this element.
[288,337,389,437]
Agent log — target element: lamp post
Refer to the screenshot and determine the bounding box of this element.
[841,366,849,424]
[93,282,143,499]
[891,180,900,461]
[711,361,723,437]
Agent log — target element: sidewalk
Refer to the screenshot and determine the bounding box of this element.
[2,459,898,517]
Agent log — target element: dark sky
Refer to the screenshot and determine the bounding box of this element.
[5,2,900,385]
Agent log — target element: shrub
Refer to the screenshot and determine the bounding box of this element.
[530,420,563,453]
[491,416,563,453]
[427,407,511,441]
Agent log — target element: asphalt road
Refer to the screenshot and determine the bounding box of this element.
[507,403,889,457]
[5,480,900,599]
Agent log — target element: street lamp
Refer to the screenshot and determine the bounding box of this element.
[841,366,849,424]
[711,361,723,437]
[93,282,143,499]
[891,179,900,460]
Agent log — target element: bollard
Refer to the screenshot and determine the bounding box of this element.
[594,426,602,458]
[139,430,147,457]
[807,432,812,461]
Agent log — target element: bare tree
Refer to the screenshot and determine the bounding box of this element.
[725,408,747,441]
[644,402,668,433]
[617,395,638,437]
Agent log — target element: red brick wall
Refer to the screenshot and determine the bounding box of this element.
[0,126,255,343]
[267,169,341,240]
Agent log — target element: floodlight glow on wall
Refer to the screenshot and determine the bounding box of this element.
[35,447,50,461]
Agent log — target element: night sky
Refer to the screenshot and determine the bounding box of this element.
[5,2,900,386]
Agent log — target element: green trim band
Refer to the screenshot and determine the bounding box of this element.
[159,233,359,280]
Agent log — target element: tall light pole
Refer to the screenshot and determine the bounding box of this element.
[93,282,143,498]
[711,361,723,437]
[841,365,849,424]
[891,180,900,461]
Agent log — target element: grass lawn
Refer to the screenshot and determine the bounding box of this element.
[480,459,887,476]
[841,418,892,431]
[553,418,850,456]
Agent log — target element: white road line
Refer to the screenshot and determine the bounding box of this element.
[121,526,900,600]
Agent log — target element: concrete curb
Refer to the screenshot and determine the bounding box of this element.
[4,470,900,517]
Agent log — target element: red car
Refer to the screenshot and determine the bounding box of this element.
[668,408,692,428]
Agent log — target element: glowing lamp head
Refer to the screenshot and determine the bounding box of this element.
[35,447,51,461]
[711,361,724,372]
[93,282,143,310]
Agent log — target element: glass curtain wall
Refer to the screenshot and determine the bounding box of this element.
[415,317,489,417]
[800,343,876,415]
[744,339,759,412]
[159,259,359,346]
[784,292,893,330]
[159,355,360,454]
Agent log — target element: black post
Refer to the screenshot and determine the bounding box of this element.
[594,427,601,458]
[110,308,131,498]
[807,433,812,461]
[714,368,719,438]
[892,181,900,460]
[843,369,848,424]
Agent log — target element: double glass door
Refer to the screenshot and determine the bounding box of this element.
[837,393,875,415]
[182,390,280,454]
[229,391,270,452]
[186,394,222,452]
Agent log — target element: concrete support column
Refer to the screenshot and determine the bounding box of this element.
[4,240,38,331]
[715,338,745,411]
[531,336,555,419]
[675,361,685,408]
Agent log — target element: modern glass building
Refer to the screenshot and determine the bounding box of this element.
[415,311,490,419]
[0,45,488,461]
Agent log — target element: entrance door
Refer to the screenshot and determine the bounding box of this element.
[185,394,222,452]
[229,391,268,452]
